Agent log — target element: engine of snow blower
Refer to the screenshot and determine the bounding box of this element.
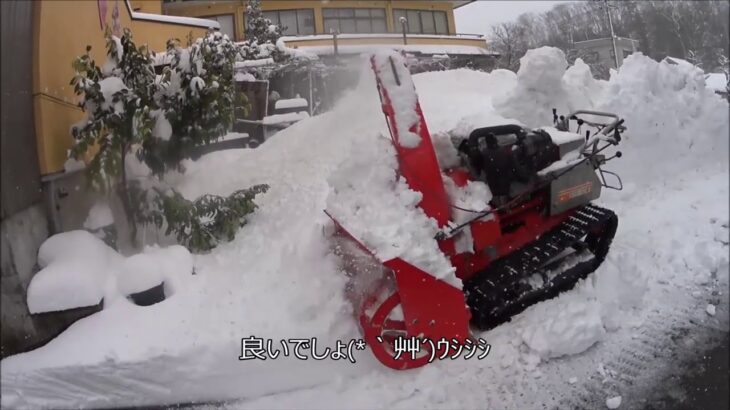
[326,52,626,370]
[458,125,563,204]
[456,115,620,215]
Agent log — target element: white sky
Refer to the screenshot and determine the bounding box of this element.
[454,1,574,36]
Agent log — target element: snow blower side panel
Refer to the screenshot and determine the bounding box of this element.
[549,161,602,215]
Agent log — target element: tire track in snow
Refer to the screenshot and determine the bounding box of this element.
[558,272,728,410]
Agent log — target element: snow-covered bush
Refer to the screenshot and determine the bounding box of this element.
[71,26,156,242]
[70,26,267,252]
[139,185,268,252]
[240,0,285,62]
[142,31,239,175]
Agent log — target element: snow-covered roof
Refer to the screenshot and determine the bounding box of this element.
[662,56,694,67]
[130,12,220,28]
[286,43,494,57]
[275,98,308,110]
[234,72,256,82]
[263,111,310,125]
[281,33,485,42]
[125,0,220,29]
[235,58,275,68]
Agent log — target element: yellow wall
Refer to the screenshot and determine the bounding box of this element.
[163,1,245,42]
[163,0,458,42]
[33,0,211,175]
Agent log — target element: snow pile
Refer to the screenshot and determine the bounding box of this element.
[86,76,127,115]
[516,251,647,359]
[27,231,122,313]
[234,71,256,82]
[116,245,193,296]
[599,53,729,181]
[235,58,274,68]
[415,68,517,135]
[495,47,728,183]
[26,230,193,314]
[606,395,622,409]
[101,36,124,77]
[275,97,308,110]
[705,73,728,93]
[495,47,571,128]
[541,126,584,147]
[430,131,462,169]
[443,177,493,254]
[151,109,172,141]
[519,295,606,358]
[326,136,458,287]
[262,111,310,125]
[83,201,114,230]
[563,58,608,109]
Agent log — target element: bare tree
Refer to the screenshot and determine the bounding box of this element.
[485,1,729,75]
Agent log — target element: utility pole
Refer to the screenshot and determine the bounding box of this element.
[400,16,408,45]
[603,0,620,69]
[330,28,339,57]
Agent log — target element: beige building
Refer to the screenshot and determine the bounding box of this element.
[573,37,640,69]
[157,0,491,58]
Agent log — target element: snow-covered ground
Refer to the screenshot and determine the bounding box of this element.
[1,48,728,409]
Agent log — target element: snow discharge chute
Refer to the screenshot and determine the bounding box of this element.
[326,52,625,370]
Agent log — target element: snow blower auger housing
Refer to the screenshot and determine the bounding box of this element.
[326,52,625,370]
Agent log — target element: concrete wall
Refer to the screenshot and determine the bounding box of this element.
[0,205,103,358]
[1,1,42,220]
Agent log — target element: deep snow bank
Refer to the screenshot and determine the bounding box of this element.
[495,47,728,184]
[27,231,122,313]
[599,53,729,181]
[495,47,574,128]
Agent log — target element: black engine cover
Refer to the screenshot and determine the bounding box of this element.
[459,125,560,198]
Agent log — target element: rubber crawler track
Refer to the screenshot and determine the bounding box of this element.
[465,204,619,330]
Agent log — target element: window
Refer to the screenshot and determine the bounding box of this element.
[323,8,386,34]
[202,14,235,40]
[262,9,315,36]
[393,9,449,35]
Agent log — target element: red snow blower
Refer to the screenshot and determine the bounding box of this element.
[326,53,625,370]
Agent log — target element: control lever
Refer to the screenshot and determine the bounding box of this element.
[605,151,622,161]
[613,127,622,144]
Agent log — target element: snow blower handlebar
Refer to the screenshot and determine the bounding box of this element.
[569,110,622,134]
[566,110,626,191]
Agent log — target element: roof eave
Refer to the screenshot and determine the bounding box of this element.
[452,1,476,9]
